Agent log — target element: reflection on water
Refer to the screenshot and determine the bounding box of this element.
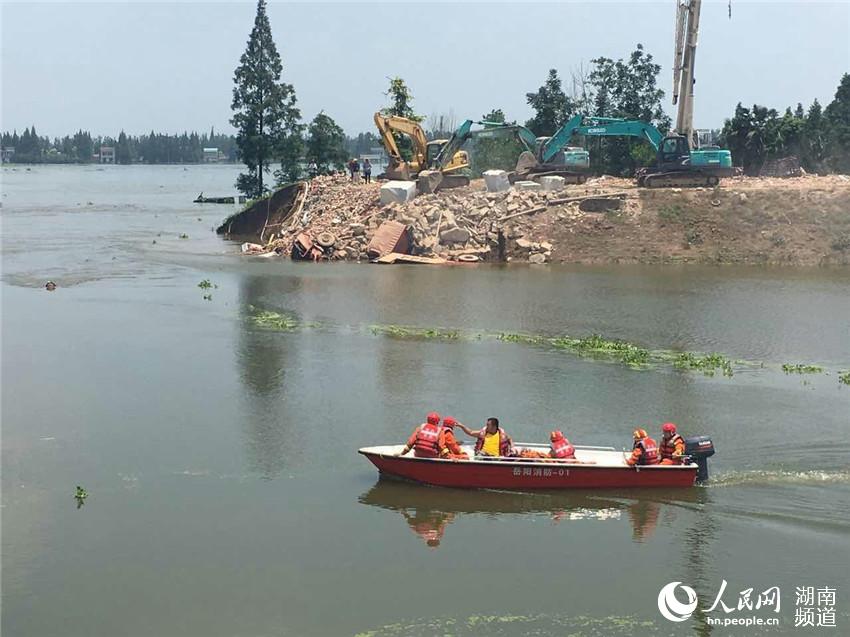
[235,275,302,478]
[359,478,710,548]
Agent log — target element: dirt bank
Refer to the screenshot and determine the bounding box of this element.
[234,174,850,266]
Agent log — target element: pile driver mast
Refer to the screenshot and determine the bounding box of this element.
[672,0,701,149]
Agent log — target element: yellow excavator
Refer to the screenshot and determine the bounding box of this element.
[373,113,470,187]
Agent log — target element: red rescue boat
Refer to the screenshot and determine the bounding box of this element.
[359,439,716,490]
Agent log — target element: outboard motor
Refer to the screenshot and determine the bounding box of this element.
[684,436,715,482]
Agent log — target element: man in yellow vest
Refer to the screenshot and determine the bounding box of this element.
[458,417,513,457]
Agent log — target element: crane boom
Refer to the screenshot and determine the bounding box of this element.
[672,0,701,149]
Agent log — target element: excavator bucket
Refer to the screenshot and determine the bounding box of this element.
[383,160,412,182]
[417,170,444,194]
[514,151,539,179]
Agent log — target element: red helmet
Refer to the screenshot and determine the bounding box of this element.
[443,416,456,428]
[662,422,677,434]
[427,412,441,425]
[633,428,648,440]
[550,430,564,442]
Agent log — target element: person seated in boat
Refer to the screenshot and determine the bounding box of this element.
[549,430,576,460]
[659,422,686,465]
[626,428,660,466]
[457,417,513,457]
[398,412,443,458]
[438,417,469,460]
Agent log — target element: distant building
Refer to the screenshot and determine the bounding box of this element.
[1,147,14,163]
[100,146,116,164]
[203,147,224,163]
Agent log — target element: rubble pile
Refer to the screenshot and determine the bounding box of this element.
[256,173,619,263]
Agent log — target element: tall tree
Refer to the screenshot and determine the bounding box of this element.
[587,44,669,175]
[231,0,303,197]
[381,77,422,121]
[801,99,827,172]
[825,73,850,173]
[470,109,525,176]
[525,69,573,136]
[380,77,422,161]
[116,131,132,164]
[305,112,348,173]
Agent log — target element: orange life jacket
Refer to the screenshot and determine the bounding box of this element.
[551,438,576,459]
[414,422,442,458]
[635,437,660,465]
[660,434,685,460]
[474,428,512,456]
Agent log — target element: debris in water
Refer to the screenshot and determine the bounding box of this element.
[75,485,88,508]
[45,281,57,291]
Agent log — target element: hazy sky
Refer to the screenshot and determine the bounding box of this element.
[2,1,849,138]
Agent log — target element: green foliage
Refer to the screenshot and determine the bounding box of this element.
[825,73,850,173]
[231,0,303,198]
[839,371,850,385]
[306,112,348,173]
[525,69,573,136]
[380,77,421,161]
[198,279,212,290]
[470,109,525,176]
[370,325,460,340]
[781,363,824,374]
[250,309,302,331]
[75,485,88,508]
[673,353,734,377]
[720,75,850,175]
[551,334,650,367]
[380,77,422,121]
[657,204,684,223]
[586,44,670,176]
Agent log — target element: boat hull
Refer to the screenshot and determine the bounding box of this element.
[359,448,697,489]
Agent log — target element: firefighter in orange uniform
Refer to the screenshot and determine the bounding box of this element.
[438,417,469,460]
[626,428,660,466]
[398,412,443,458]
[549,430,576,460]
[659,422,686,465]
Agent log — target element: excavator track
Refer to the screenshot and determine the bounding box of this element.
[640,171,721,188]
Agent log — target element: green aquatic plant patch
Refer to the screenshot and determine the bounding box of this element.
[839,371,850,385]
[248,308,318,331]
[673,352,734,377]
[781,363,824,374]
[370,324,461,340]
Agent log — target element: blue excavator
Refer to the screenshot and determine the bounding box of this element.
[418,118,591,193]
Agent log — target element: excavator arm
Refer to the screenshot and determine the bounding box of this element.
[572,118,665,150]
[373,113,430,178]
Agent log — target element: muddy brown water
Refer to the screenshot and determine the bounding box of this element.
[2,165,849,636]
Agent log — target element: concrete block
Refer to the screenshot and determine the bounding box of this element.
[483,170,511,193]
[440,227,471,244]
[514,180,542,191]
[380,181,418,205]
[539,175,566,192]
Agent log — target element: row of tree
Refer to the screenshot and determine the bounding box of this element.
[1,128,239,164]
[720,75,850,175]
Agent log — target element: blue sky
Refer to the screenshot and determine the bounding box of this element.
[2,1,849,137]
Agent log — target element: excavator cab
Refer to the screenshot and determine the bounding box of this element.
[658,134,691,168]
[425,140,448,166]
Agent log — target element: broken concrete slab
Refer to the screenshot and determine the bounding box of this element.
[539,175,566,191]
[380,181,418,205]
[440,227,471,244]
[529,253,548,264]
[483,170,511,193]
[514,180,542,192]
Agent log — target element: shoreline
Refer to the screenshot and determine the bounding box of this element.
[228,173,850,267]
